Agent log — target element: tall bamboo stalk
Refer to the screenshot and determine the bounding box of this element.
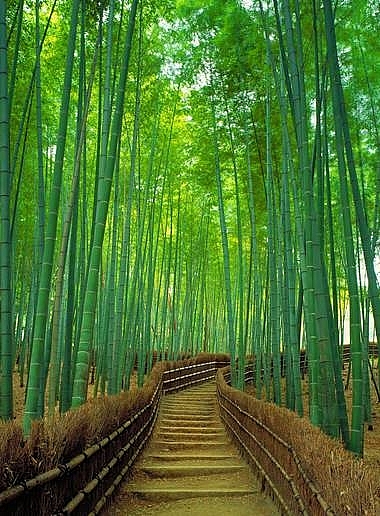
[0,0,13,420]
[72,0,139,407]
[210,81,236,386]
[23,0,81,435]
[322,0,365,454]
[323,0,380,350]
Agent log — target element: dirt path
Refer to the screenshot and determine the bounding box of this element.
[105,382,279,515]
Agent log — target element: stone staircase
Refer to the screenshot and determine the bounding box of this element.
[108,382,279,515]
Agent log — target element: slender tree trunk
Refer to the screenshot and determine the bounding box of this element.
[323,0,380,350]
[0,1,13,420]
[210,84,236,386]
[322,0,365,454]
[71,0,139,407]
[23,0,81,435]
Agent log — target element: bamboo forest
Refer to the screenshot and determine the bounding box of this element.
[1,0,380,494]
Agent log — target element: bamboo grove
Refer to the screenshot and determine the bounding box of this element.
[0,0,379,457]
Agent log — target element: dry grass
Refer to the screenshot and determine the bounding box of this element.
[261,401,378,515]
[0,421,31,490]
[0,374,147,490]
[239,372,380,515]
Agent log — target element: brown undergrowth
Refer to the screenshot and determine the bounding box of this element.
[239,371,380,515]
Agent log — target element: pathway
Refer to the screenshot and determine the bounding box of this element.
[106,381,279,515]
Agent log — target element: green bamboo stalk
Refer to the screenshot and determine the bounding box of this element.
[241,98,263,396]
[157,204,171,361]
[265,86,281,405]
[211,89,236,385]
[322,0,366,455]
[10,0,57,192]
[34,0,45,296]
[271,0,341,434]
[72,0,140,407]
[23,0,81,435]
[104,159,120,394]
[281,135,303,416]
[322,0,380,350]
[334,125,363,453]
[169,191,182,359]
[164,192,175,360]
[224,97,246,390]
[49,3,100,415]
[8,0,23,113]
[0,1,13,420]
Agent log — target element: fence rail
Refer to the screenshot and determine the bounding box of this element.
[231,343,379,385]
[162,360,229,393]
[217,368,337,515]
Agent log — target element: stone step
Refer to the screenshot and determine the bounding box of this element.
[161,407,216,414]
[160,408,216,416]
[163,396,214,403]
[160,409,220,423]
[154,440,230,450]
[105,381,279,516]
[157,431,227,442]
[169,395,216,399]
[140,463,248,477]
[111,493,276,516]
[158,419,221,428]
[165,392,215,397]
[162,391,215,403]
[126,486,258,502]
[159,425,224,433]
[127,474,257,502]
[161,401,215,408]
[145,451,240,462]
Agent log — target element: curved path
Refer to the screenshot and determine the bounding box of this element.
[106,382,279,515]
